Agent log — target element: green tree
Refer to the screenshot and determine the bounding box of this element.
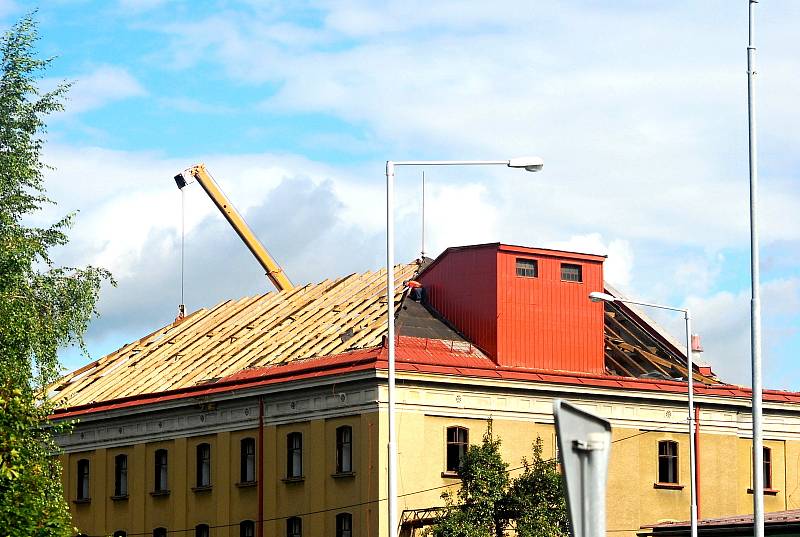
[0,13,111,537]
[428,424,568,537]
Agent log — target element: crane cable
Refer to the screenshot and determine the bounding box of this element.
[177,186,186,321]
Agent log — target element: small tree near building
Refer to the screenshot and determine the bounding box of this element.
[0,13,112,537]
[428,423,569,537]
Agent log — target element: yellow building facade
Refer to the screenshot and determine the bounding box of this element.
[56,361,800,537]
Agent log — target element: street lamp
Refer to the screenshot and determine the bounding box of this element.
[588,291,698,537]
[385,157,543,536]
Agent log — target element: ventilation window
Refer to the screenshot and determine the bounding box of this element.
[560,263,582,282]
[515,258,538,278]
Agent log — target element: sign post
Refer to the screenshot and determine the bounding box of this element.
[554,400,612,537]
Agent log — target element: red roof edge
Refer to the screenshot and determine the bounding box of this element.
[50,336,800,420]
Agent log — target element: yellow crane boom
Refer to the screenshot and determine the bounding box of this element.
[174,163,294,292]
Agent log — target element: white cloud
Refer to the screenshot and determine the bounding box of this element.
[142,2,800,255]
[58,65,147,114]
[659,278,800,388]
[156,97,235,115]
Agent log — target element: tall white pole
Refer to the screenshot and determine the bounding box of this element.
[747,1,764,535]
[686,311,698,537]
[385,161,398,537]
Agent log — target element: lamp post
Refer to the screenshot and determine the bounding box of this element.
[746,2,764,535]
[589,291,698,537]
[385,157,543,536]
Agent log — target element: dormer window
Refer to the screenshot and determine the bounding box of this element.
[560,263,582,282]
[515,258,538,278]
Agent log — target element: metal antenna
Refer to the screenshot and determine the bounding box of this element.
[747,1,764,536]
[421,171,426,259]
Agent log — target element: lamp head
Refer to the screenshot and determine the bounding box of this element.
[508,156,544,172]
[589,291,617,303]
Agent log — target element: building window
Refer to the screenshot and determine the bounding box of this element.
[286,517,302,537]
[560,263,582,282]
[240,438,256,483]
[515,258,538,278]
[114,454,128,497]
[113,532,126,537]
[764,447,773,489]
[658,440,679,484]
[196,443,211,487]
[153,528,167,537]
[240,520,255,537]
[195,524,209,537]
[336,426,353,474]
[77,459,90,500]
[287,432,302,478]
[154,449,168,492]
[336,513,352,537]
[446,427,469,473]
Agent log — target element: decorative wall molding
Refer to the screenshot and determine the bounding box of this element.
[57,368,800,453]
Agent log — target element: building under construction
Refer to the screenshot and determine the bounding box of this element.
[51,168,800,537]
[50,240,800,537]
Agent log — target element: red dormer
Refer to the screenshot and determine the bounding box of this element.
[418,243,606,374]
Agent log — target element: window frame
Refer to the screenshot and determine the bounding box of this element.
[114,454,128,497]
[763,446,773,490]
[335,513,353,537]
[154,449,169,493]
[240,437,256,484]
[195,524,209,537]
[196,443,212,488]
[153,528,167,537]
[239,520,255,537]
[560,263,583,283]
[287,432,303,479]
[286,516,302,537]
[77,458,90,500]
[113,532,127,537]
[445,426,469,474]
[336,426,353,474]
[657,440,679,485]
[515,258,539,278]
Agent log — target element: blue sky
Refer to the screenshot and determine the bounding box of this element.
[2,0,798,388]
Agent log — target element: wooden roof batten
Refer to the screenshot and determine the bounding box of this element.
[51,263,419,408]
[51,262,721,410]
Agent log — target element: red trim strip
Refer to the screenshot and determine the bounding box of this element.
[50,336,800,419]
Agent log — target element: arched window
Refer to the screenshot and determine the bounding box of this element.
[240,438,256,483]
[114,454,128,497]
[287,433,302,478]
[153,528,167,537]
[239,520,255,537]
[77,459,90,500]
[113,532,127,537]
[658,440,679,484]
[336,426,352,473]
[196,443,211,487]
[195,524,209,537]
[335,513,352,537]
[286,517,302,537]
[446,427,469,473]
[154,449,168,492]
